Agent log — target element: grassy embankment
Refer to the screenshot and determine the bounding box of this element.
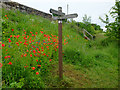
[1,8,118,88]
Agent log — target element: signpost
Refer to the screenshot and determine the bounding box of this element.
[50,7,78,79]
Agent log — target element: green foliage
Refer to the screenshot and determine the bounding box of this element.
[99,1,120,40]
[1,6,118,88]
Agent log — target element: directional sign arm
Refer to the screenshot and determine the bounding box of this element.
[52,13,78,20]
[50,8,65,16]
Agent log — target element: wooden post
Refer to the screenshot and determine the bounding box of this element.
[49,7,78,80]
[58,7,63,79]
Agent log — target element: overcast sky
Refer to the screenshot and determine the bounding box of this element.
[12,0,115,30]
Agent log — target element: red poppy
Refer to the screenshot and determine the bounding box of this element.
[30,54,32,57]
[0,63,2,68]
[36,59,38,62]
[27,50,28,52]
[2,44,5,47]
[36,72,39,75]
[8,56,10,58]
[5,15,7,17]
[30,31,32,34]
[16,42,19,44]
[33,50,36,53]
[4,56,7,59]
[35,32,38,34]
[24,66,27,69]
[37,65,41,67]
[8,62,12,65]
[9,40,11,42]
[17,35,20,38]
[21,55,23,57]
[36,48,39,51]
[12,29,14,31]
[32,34,34,36]
[49,59,52,61]
[44,34,47,37]
[31,67,35,70]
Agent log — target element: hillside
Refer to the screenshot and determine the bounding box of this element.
[1,8,118,88]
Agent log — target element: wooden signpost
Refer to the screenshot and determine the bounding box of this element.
[50,7,78,79]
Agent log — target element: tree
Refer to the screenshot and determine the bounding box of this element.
[99,1,120,40]
[82,14,91,25]
[82,14,95,35]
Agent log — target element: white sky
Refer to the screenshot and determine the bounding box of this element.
[12,0,115,29]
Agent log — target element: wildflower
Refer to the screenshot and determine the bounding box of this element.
[36,59,38,62]
[9,40,11,42]
[44,34,47,37]
[43,53,46,56]
[30,54,32,57]
[8,62,12,65]
[36,48,39,51]
[37,65,41,67]
[21,55,23,57]
[27,50,28,52]
[5,15,7,17]
[35,32,38,34]
[0,63,3,68]
[2,44,5,47]
[36,72,39,75]
[8,56,10,58]
[12,29,14,31]
[24,66,27,69]
[33,50,36,53]
[31,67,35,70]
[49,59,52,61]
[4,56,7,59]
[17,35,20,38]
[16,42,19,44]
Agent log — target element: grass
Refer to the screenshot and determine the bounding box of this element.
[1,8,118,88]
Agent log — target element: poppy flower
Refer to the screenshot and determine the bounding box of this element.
[2,44,5,47]
[36,59,38,62]
[49,59,52,61]
[9,40,11,42]
[24,66,27,69]
[12,29,14,31]
[31,67,35,70]
[16,42,19,44]
[8,62,12,65]
[21,55,23,57]
[36,72,39,75]
[4,56,7,59]
[8,56,10,58]
[33,50,36,53]
[0,63,2,68]
[5,15,7,17]
[36,48,39,51]
[30,54,32,57]
[37,65,41,67]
